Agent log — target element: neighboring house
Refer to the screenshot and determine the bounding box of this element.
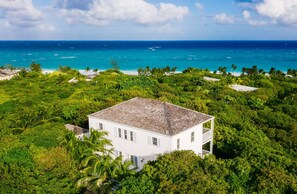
[65,124,89,140]
[88,97,214,170]
[0,69,19,81]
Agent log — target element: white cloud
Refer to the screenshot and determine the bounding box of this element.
[214,13,234,24]
[242,10,267,26]
[56,0,189,26]
[0,0,55,30]
[255,0,297,26]
[195,2,204,10]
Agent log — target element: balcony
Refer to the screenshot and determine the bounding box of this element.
[202,150,210,158]
[203,128,212,144]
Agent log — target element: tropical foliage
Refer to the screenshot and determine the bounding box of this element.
[0,65,296,193]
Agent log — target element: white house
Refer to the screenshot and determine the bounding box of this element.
[88,97,214,170]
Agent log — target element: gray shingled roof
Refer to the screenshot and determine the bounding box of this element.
[88,97,213,136]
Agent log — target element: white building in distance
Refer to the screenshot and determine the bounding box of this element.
[88,97,214,170]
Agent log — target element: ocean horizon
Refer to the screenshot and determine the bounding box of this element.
[0,40,296,72]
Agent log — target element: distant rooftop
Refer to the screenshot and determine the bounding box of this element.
[203,76,220,82]
[89,97,213,135]
[0,69,19,80]
[230,84,258,92]
[65,124,89,135]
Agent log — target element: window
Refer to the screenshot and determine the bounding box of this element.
[148,136,159,146]
[177,138,180,150]
[99,123,103,130]
[130,131,134,141]
[118,128,122,138]
[124,130,128,140]
[130,155,138,167]
[115,150,123,157]
[152,137,158,146]
[191,132,195,142]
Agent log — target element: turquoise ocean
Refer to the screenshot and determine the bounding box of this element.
[0,41,296,72]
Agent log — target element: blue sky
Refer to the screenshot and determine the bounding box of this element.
[0,0,296,40]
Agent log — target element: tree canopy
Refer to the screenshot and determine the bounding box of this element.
[0,65,296,193]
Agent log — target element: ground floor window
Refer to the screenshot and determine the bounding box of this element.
[130,155,138,167]
[99,123,103,130]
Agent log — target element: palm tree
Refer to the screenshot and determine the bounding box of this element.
[231,64,237,72]
[163,66,171,74]
[269,67,276,75]
[61,132,83,161]
[242,67,247,75]
[259,69,265,74]
[251,65,259,76]
[171,66,177,74]
[76,130,134,193]
[82,130,112,154]
[218,66,227,75]
[85,67,91,72]
[137,68,144,76]
[93,68,99,74]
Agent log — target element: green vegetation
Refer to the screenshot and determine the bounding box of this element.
[0,65,296,193]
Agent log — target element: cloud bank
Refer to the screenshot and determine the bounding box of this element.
[195,2,204,10]
[242,10,267,26]
[237,0,297,26]
[55,0,189,26]
[214,13,234,24]
[0,0,54,31]
[256,0,297,26]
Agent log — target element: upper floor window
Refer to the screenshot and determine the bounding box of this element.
[152,137,158,146]
[118,128,122,138]
[191,132,195,142]
[124,130,128,140]
[148,136,160,146]
[130,131,134,141]
[99,123,103,130]
[177,138,180,150]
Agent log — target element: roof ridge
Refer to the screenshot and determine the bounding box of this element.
[88,97,214,136]
[163,102,173,135]
[164,101,215,120]
[88,97,138,117]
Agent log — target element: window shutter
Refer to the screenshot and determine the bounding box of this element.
[115,150,118,157]
[148,136,151,145]
[134,132,136,143]
[157,139,160,147]
[114,127,118,138]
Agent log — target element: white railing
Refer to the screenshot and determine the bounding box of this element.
[203,128,212,144]
[202,150,210,158]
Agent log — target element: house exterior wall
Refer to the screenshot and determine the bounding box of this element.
[171,124,203,155]
[89,116,172,169]
[89,116,212,169]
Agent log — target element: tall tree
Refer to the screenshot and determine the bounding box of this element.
[85,67,91,72]
[30,61,42,72]
[93,68,99,74]
[269,67,276,75]
[76,130,134,193]
[231,64,237,72]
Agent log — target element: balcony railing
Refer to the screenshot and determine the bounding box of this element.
[203,128,212,144]
[202,150,210,158]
